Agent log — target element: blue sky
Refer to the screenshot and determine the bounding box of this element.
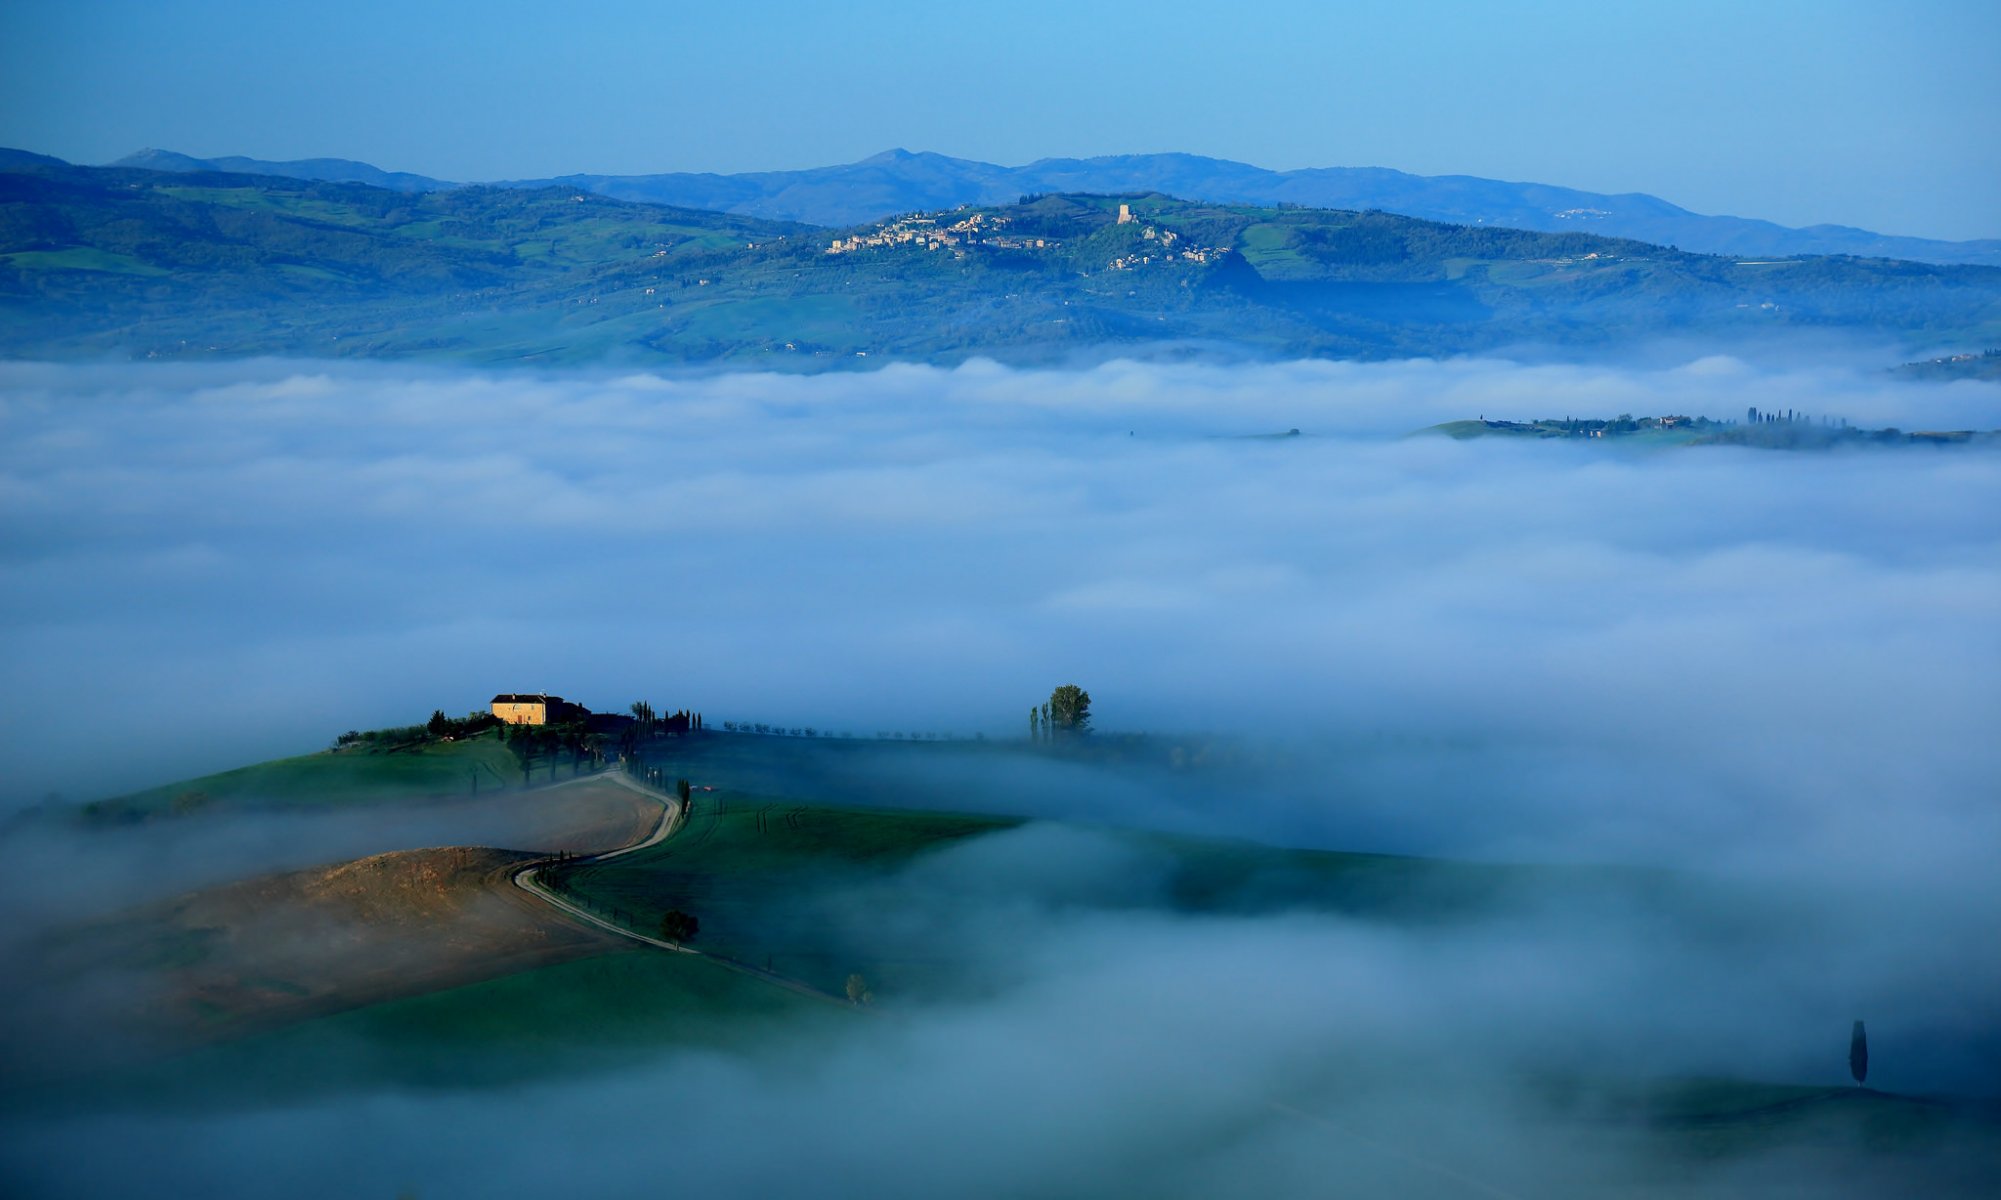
[3,0,1996,240]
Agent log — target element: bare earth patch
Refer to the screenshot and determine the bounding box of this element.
[12,777,665,1075]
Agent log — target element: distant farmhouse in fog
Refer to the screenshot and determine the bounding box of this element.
[490,693,588,725]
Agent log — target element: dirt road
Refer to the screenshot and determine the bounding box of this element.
[511,771,849,1006]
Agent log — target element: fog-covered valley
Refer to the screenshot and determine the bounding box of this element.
[1,355,1997,1196]
[5,354,1995,809]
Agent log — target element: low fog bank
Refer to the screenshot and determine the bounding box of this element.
[2,352,1998,1200]
[4,866,1997,1198]
[2,355,1995,804]
[1,354,1995,881]
[1,356,1996,1101]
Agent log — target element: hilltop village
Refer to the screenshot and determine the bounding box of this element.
[826,209,1053,257]
[826,202,1234,272]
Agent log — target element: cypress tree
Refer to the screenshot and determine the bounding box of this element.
[1850,1020,1869,1085]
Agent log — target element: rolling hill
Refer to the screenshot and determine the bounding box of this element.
[7,156,2001,365]
[110,148,457,193]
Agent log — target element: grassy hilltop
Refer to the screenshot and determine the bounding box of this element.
[79,727,524,823]
[6,155,2000,364]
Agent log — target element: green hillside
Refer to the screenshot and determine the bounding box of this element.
[80,728,524,823]
[548,733,1624,1000]
[0,159,808,362]
[25,725,1997,1194]
[550,792,1613,999]
[38,950,833,1113]
[5,160,1999,364]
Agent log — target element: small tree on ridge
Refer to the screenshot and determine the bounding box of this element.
[1048,685,1091,736]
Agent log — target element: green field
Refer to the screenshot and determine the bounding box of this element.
[553,788,1615,999]
[551,792,1016,997]
[22,948,838,1116]
[545,734,1615,1001]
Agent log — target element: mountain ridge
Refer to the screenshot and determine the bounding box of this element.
[98,146,2001,267]
[111,147,458,193]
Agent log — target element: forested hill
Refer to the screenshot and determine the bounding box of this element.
[4,156,1999,367]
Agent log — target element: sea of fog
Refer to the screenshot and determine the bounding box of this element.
[1,355,1998,1196]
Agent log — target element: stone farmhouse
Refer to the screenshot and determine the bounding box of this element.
[489,693,589,726]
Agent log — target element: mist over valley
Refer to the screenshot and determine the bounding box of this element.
[1,355,1997,1195]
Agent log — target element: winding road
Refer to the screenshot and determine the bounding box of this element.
[510,769,685,945]
[510,769,1516,1194]
[509,768,848,1005]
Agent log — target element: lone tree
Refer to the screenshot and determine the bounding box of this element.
[1850,1019,1869,1086]
[1047,685,1091,736]
[660,910,699,945]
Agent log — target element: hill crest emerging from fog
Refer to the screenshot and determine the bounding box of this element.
[7,157,2001,367]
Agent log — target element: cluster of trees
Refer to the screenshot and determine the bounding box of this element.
[719,722,997,740]
[718,723,998,741]
[332,726,425,749]
[721,720,828,736]
[629,702,702,735]
[703,684,1099,747]
[505,721,606,783]
[1745,406,1844,426]
[621,756,692,804]
[333,709,501,751]
[426,709,502,739]
[1513,413,1722,435]
[1703,421,1929,450]
[1029,685,1091,742]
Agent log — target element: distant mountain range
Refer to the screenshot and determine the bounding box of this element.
[7,154,1998,367]
[106,147,2001,268]
[110,147,448,195]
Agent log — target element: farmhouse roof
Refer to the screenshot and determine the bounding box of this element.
[492,692,561,704]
